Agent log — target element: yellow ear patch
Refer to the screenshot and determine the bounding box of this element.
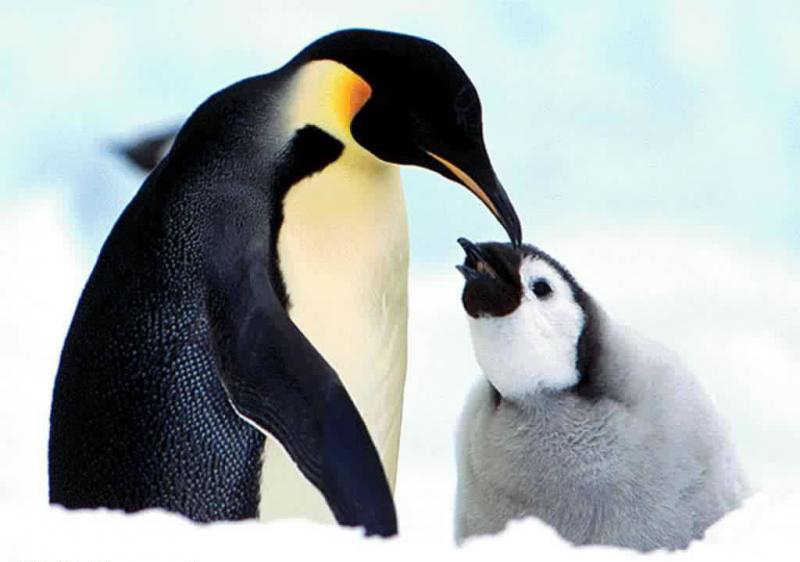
[337,68,372,124]
[287,60,373,138]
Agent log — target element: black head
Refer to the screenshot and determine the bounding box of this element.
[293,29,522,245]
[456,238,604,397]
[456,238,589,318]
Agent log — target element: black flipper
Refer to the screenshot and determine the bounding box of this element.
[114,128,177,172]
[207,251,397,537]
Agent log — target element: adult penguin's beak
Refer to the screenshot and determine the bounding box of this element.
[426,150,522,246]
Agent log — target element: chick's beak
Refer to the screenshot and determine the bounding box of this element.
[456,238,496,280]
[455,237,523,318]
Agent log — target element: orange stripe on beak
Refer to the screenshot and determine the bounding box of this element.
[426,151,500,217]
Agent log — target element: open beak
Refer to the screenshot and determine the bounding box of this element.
[427,151,522,246]
[456,237,520,286]
[456,237,496,281]
[456,238,523,318]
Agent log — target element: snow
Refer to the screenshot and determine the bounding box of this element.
[2,197,799,560]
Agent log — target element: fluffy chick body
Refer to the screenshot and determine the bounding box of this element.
[455,241,747,550]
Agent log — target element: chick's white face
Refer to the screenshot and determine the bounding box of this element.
[468,256,585,398]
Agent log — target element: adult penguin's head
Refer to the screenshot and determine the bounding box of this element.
[292,29,522,246]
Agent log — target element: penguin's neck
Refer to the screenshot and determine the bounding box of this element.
[269,60,409,505]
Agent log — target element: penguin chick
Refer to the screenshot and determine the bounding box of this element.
[454,238,748,551]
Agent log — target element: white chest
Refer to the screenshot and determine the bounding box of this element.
[258,146,409,522]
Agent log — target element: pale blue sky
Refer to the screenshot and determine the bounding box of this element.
[3,1,798,265]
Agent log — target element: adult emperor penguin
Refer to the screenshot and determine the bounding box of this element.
[453,239,747,550]
[48,29,521,537]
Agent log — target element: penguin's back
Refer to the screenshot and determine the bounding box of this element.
[596,322,749,534]
[48,149,273,520]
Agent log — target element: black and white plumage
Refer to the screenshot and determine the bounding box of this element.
[48,30,522,537]
[454,239,747,550]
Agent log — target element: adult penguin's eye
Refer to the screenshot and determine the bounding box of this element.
[532,279,552,299]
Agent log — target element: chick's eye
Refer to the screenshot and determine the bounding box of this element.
[531,279,552,298]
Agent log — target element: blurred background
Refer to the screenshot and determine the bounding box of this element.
[3,0,799,554]
[3,0,799,260]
